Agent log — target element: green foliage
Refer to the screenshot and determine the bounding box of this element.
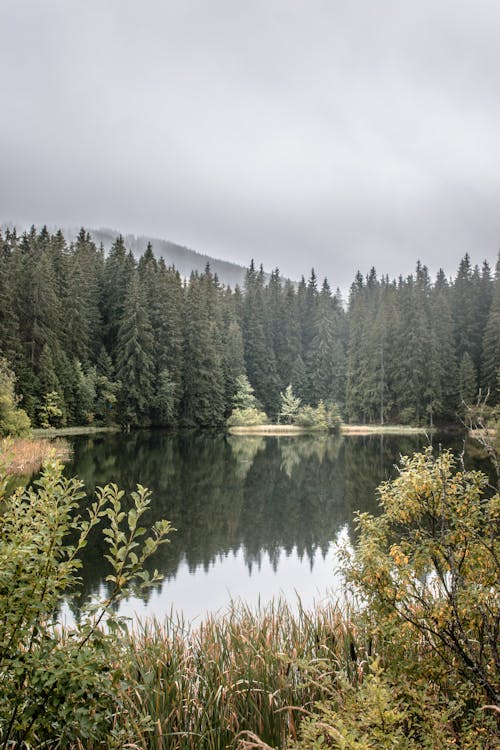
[346,449,499,704]
[0,460,172,748]
[295,400,341,431]
[292,448,500,749]
[152,368,176,425]
[292,659,497,749]
[181,271,225,427]
[278,383,301,423]
[232,373,258,410]
[459,350,477,407]
[325,401,342,433]
[0,358,31,437]
[2,226,499,430]
[116,273,155,426]
[226,407,268,426]
[37,390,64,429]
[121,599,353,750]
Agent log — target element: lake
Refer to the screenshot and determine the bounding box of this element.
[63,429,484,624]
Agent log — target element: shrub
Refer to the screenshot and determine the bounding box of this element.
[0,460,172,748]
[0,358,31,437]
[227,407,268,426]
[295,401,340,431]
[325,401,342,433]
[293,448,500,748]
[345,448,499,705]
[295,405,320,428]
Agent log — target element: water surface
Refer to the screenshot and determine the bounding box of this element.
[63,430,479,623]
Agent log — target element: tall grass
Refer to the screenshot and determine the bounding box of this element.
[120,599,368,749]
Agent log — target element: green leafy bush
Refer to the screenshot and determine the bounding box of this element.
[292,448,500,749]
[0,460,172,748]
[227,407,268,426]
[0,358,31,437]
[295,400,341,431]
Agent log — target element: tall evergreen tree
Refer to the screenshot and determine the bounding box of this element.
[481,252,500,402]
[101,236,135,362]
[242,261,280,414]
[115,272,155,426]
[181,273,225,427]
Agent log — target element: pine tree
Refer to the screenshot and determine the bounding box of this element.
[242,261,280,414]
[115,272,155,426]
[232,374,257,410]
[152,369,176,425]
[453,254,482,371]
[429,269,458,420]
[181,273,225,427]
[64,230,103,365]
[0,232,22,367]
[481,252,500,402]
[308,278,346,407]
[220,292,246,413]
[279,384,301,424]
[346,272,367,422]
[274,280,302,389]
[101,236,135,363]
[458,351,477,407]
[154,259,184,404]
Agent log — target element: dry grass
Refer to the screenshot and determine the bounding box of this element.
[228,425,313,435]
[341,424,431,435]
[469,427,497,438]
[0,437,72,476]
[229,423,431,436]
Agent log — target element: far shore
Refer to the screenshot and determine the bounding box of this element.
[32,425,120,437]
[341,424,432,435]
[228,423,433,436]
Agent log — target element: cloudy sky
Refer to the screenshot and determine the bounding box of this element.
[2,0,500,288]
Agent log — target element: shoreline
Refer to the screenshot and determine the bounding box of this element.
[228,423,433,436]
[31,425,120,437]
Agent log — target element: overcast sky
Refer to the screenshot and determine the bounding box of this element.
[2,0,500,289]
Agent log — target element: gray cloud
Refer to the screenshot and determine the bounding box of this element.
[1,0,500,290]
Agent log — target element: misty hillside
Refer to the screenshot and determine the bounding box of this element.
[66,227,250,288]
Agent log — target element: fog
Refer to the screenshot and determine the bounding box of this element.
[2,1,500,287]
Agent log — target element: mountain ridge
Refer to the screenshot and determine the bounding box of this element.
[1,223,252,289]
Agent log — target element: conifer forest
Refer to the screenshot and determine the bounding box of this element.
[1,225,499,430]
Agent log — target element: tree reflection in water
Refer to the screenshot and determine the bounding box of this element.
[64,430,483,617]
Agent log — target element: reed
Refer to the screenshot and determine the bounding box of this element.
[120,599,369,749]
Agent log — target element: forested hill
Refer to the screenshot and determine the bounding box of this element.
[64,227,249,289]
[0,225,499,430]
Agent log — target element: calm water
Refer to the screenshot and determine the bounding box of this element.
[63,430,482,623]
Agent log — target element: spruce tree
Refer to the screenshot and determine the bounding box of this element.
[115,272,155,426]
[101,236,135,363]
[459,351,477,407]
[429,269,458,420]
[242,261,280,414]
[481,252,500,402]
[181,273,225,427]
